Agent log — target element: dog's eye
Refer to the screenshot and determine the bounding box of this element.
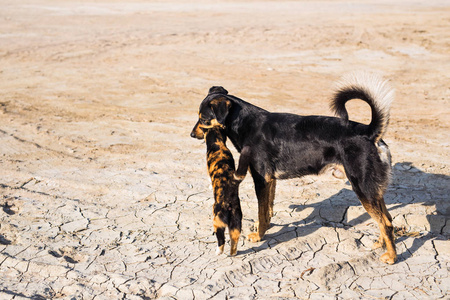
[200,119,211,125]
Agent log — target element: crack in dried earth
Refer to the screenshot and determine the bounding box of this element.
[1,0,449,299]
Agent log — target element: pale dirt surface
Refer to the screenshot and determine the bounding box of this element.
[0,1,449,299]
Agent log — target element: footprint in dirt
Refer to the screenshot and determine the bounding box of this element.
[1,198,22,215]
[48,246,86,264]
[0,223,19,245]
[0,234,12,245]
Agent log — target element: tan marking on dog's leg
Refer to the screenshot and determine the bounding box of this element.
[213,215,227,230]
[361,199,397,264]
[229,229,240,256]
[379,201,396,264]
[248,179,276,242]
[267,179,276,218]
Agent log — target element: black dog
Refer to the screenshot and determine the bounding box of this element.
[196,124,251,256]
[191,72,396,264]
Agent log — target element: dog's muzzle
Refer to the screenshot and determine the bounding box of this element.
[190,121,204,139]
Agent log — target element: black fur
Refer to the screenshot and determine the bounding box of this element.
[191,75,397,264]
[204,127,250,256]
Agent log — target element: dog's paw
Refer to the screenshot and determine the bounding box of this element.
[247,232,261,243]
[233,173,245,181]
[216,245,224,255]
[380,252,396,265]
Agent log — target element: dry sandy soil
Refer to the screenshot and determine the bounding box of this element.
[0,0,449,299]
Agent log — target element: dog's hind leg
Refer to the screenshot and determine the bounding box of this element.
[229,228,240,256]
[360,197,396,264]
[214,227,225,255]
[229,205,242,256]
[213,215,226,255]
[343,140,395,263]
[347,172,396,264]
[371,201,393,250]
[248,174,276,242]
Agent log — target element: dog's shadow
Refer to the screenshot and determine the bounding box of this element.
[240,162,450,261]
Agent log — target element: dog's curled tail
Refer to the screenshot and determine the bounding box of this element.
[331,72,394,143]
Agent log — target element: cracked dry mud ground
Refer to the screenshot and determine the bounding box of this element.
[0,1,449,299]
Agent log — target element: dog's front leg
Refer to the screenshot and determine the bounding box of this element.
[234,146,251,181]
[248,172,276,242]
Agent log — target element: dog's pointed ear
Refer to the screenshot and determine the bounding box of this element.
[210,97,231,125]
[208,86,228,95]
